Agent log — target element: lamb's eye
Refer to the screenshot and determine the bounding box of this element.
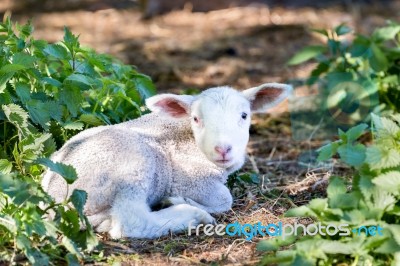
[193,116,199,123]
[241,112,248,120]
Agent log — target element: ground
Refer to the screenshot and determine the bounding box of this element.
[2,0,399,265]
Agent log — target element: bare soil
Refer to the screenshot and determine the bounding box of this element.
[2,1,399,265]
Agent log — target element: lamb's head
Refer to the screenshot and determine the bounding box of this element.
[146,83,292,169]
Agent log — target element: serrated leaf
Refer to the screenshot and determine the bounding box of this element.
[337,143,366,167]
[345,123,368,142]
[329,193,359,210]
[0,64,26,73]
[372,114,400,136]
[43,43,70,60]
[63,121,84,130]
[65,73,95,87]
[2,103,29,136]
[372,171,400,195]
[0,72,14,88]
[366,146,400,170]
[133,74,156,99]
[59,86,83,117]
[42,77,62,88]
[26,100,51,129]
[0,214,17,233]
[317,141,340,161]
[308,198,328,213]
[46,100,63,122]
[358,175,374,203]
[61,236,83,258]
[287,45,326,65]
[69,189,87,217]
[12,52,36,68]
[372,188,396,211]
[79,113,104,126]
[327,176,346,197]
[37,158,78,184]
[0,159,13,174]
[15,83,31,103]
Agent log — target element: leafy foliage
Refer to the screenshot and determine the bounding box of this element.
[257,115,400,265]
[288,22,400,115]
[0,17,155,264]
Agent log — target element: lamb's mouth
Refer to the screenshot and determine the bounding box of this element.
[215,159,232,165]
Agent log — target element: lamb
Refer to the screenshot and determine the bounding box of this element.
[41,82,291,239]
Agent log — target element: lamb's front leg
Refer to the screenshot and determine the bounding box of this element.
[162,181,233,214]
[109,193,216,239]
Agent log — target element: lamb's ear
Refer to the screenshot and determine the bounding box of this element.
[242,83,292,112]
[145,94,194,118]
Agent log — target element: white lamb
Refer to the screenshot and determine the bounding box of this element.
[42,82,291,239]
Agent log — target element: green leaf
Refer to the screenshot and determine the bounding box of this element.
[0,72,14,88]
[15,83,31,103]
[43,44,70,60]
[335,24,352,36]
[65,73,95,87]
[0,214,17,233]
[372,171,400,195]
[0,159,13,174]
[42,77,62,88]
[61,236,83,258]
[26,100,51,129]
[37,158,78,184]
[69,189,87,217]
[79,113,104,126]
[388,225,400,246]
[2,103,29,136]
[287,45,326,65]
[318,239,359,254]
[345,123,368,142]
[12,52,36,69]
[371,114,400,136]
[63,27,80,49]
[369,43,388,72]
[317,141,340,161]
[0,64,26,73]
[327,176,347,197]
[373,24,400,42]
[257,235,297,252]
[366,146,400,170]
[66,253,81,266]
[59,86,83,117]
[329,193,359,210]
[337,143,366,167]
[133,74,156,99]
[63,121,84,130]
[285,206,317,218]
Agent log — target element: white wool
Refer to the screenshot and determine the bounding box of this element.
[42,83,292,239]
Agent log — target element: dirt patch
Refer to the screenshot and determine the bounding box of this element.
[3,1,399,265]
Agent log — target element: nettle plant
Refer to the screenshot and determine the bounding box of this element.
[0,17,155,264]
[288,22,400,114]
[257,114,400,265]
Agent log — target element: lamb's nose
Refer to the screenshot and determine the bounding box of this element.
[215,145,232,156]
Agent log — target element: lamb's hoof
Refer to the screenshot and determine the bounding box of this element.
[194,209,216,225]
